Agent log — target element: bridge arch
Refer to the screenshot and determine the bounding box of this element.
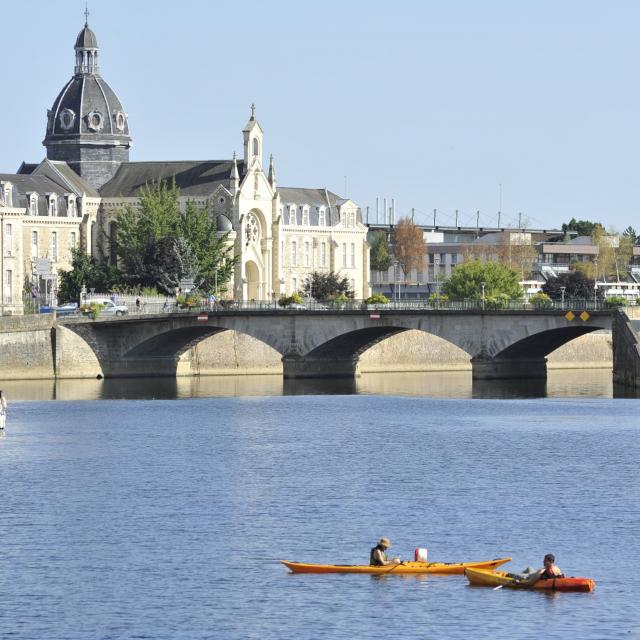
[283,325,472,378]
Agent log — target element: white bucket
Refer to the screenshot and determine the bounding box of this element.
[414,548,428,562]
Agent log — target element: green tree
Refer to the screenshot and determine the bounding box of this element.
[442,260,522,299]
[303,271,354,300]
[180,200,236,292]
[542,271,595,300]
[115,179,237,292]
[623,226,637,244]
[562,218,603,237]
[369,231,392,273]
[57,248,118,303]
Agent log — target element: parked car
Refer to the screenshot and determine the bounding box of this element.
[84,298,129,316]
[55,302,79,316]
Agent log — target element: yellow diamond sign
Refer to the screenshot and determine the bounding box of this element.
[580,311,590,322]
[565,311,575,321]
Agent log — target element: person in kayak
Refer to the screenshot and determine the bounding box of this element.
[370,538,401,566]
[515,554,564,585]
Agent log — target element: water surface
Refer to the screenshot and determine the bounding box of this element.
[1,392,638,639]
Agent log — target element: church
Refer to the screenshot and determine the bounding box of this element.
[0,20,370,313]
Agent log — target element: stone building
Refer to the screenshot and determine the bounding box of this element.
[0,20,369,312]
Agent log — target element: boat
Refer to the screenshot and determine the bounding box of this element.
[280,557,512,575]
[465,567,595,592]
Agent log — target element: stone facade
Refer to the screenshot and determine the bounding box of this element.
[0,21,370,310]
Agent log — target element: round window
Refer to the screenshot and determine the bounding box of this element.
[87,111,103,131]
[59,109,76,131]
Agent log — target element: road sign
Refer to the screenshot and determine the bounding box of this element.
[197,313,208,322]
[370,313,380,319]
[35,258,52,275]
[565,311,575,321]
[580,311,590,322]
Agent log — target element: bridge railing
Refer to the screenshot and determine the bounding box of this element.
[52,297,617,318]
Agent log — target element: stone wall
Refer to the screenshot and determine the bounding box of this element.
[613,310,640,388]
[0,315,55,379]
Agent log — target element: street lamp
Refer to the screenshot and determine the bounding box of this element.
[560,286,566,310]
[481,282,486,310]
[434,255,441,308]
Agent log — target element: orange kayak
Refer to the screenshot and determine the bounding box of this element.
[281,557,511,575]
[465,567,595,592]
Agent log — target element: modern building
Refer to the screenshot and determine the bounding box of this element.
[0,20,370,313]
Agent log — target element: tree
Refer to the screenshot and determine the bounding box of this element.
[391,217,426,276]
[302,271,354,300]
[623,226,637,243]
[442,260,522,299]
[369,231,392,273]
[562,218,603,237]
[542,271,595,300]
[57,248,118,303]
[115,179,237,292]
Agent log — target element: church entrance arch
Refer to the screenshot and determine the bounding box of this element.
[245,260,260,300]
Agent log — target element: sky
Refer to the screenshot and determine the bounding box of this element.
[2,0,639,231]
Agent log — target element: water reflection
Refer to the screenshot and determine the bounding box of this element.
[3,367,636,401]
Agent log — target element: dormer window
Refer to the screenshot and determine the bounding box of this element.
[302,206,309,226]
[48,195,58,216]
[318,207,326,227]
[289,205,297,226]
[29,194,38,216]
[0,181,12,207]
[67,196,76,217]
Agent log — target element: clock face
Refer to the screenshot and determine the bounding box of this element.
[245,213,260,246]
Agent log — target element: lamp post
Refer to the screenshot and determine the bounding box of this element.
[434,255,441,308]
[560,286,566,310]
[593,257,598,308]
[481,281,486,310]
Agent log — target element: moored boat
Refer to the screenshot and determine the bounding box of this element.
[465,567,595,592]
[281,557,512,575]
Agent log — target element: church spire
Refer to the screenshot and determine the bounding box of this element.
[230,151,240,195]
[74,15,99,76]
[268,154,277,190]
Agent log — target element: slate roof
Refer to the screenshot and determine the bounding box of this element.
[99,160,245,197]
[76,25,98,49]
[12,160,99,197]
[278,187,354,226]
[0,173,73,215]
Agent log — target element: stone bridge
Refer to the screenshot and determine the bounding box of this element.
[59,308,612,380]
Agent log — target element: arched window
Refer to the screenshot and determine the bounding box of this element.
[289,206,297,226]
[318,207,326,227]
[49,195,57,216]
[302,206,309,226]
[252,138,259,157]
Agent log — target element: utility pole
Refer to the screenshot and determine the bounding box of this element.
[455,209,459,227]
[518,212,522,228]
[411,207,415,222]
[433,209,436,226]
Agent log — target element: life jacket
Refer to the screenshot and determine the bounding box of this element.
[370,546,387,566]
[541,565,564,579]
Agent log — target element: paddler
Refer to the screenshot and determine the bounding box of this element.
[515,553,564,585]
[370,537,401,566]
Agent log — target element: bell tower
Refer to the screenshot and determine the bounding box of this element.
[242,104,263,169]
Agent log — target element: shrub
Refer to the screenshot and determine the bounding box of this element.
[604,296,627,308]
[278,292,303,308]
[80,302,104,320]
[529,292,553,309]
[428,293,449,303]
[176,292,200,308]
[484,293,511,309]
[365,293,389,305]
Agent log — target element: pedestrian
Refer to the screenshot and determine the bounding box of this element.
[0,390,7,430]
[135,297,141,312]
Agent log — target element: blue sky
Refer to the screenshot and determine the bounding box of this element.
[2,0,639,230]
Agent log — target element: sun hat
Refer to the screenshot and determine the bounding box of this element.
[378,537,391,548]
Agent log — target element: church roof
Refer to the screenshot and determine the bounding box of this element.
[99,160,245,197]
[75,25,98,49]
[278,187,351,226]
[0,173,73,215]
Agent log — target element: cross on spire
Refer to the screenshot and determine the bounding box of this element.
[250,103,256,119]
[84,3,89,26]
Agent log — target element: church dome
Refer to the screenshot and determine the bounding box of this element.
[43,20,131,189]
[75,25,98,49]
[46,74,130,138]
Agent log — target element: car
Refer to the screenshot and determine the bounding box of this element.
[84,298,129,316]
[55,302,79,316]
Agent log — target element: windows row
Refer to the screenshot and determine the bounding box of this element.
[27,193,80,217]
[17,229,79,262]
[283,206,357,228]
[286,240,357,269]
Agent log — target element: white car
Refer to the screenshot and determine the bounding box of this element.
[85,298,129,316]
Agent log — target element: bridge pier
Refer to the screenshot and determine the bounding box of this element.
[282,354,357,379]
[471,357,548,380]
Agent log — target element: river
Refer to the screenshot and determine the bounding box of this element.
[0,370,638,639]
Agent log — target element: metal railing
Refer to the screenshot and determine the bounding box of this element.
[53,297,618,319]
